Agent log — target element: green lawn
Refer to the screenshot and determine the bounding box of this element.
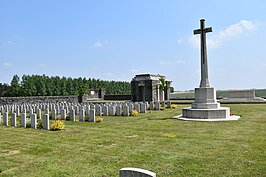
[170,89,266,99]
[0,104,265,177]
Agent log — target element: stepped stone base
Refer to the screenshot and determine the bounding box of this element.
[176,87,240,121]
[181,107,229,119]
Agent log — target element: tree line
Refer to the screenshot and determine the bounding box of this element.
[0,74,131,97]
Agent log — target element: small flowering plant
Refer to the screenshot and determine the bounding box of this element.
[50,120,65,131]
[96,117,104,123]
[162,133,177,138]
[130,109,139,117]
[171,104,178,109]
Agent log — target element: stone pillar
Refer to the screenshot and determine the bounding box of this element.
[3,112,8,126]
[21,113,26,128]
[43,114,50,130]
[31,114,37,129]
[79,109,85,122]
[89,109,95,122]
[70,109,75,121]
[11,113,17,127]
[157,86,160,101]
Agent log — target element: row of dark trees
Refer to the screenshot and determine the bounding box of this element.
[0,74,131,97]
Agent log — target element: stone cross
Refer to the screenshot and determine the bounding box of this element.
[194,19,212,88]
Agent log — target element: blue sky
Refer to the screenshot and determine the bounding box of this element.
[1,0,265,91]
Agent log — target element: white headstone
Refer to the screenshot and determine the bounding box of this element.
[116,105,122,116]
[61,109,66,120]
[11,113,17,127]
[3,112,8,126]
[79,109,85,122]
[21,113,26,128]
[70,109,75,121]
[89,109,95,122]
[31,114,37,129]
[119,168,156,177]
[51,109,57,120]
[123,105,129,116]
[103,106,108,116]
[43,114,50,130]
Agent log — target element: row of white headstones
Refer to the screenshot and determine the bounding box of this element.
[0,101,172,130]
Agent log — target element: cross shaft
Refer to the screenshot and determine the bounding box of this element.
[194,19,212,88]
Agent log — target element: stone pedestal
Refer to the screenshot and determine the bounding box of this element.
[178,87,239,121]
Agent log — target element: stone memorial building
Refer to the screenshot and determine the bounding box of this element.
[131,74,171,102]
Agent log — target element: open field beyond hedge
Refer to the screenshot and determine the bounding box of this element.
[0,104,265,177]
[170,89,266,99]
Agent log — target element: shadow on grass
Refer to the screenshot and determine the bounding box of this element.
[147,117,177,121]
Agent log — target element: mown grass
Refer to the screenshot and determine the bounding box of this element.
[0,104,265,177]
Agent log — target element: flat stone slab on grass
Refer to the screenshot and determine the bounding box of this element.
[120,167,156,177]
[175,115,240,122]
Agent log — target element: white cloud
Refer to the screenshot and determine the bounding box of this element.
[7,41,14,46]
[93,41,103,48]
[189,20,260,48]
[177,39,183,44]
[130,69,139,73]
[160,60,172,65]
[3,62,13,67]
[176,59,185,64]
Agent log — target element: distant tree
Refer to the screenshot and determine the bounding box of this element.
[159,76,172,100]
[21,75,37,96]
[170,87,174,93]
[10,75,21,96]
[0,83,11,96]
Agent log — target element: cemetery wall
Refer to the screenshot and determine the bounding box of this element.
[104,94,131,100]
[0,96,78,105]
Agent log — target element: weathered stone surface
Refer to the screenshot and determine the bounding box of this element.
[89,109,95,122]
[11,113,17,127]
[178,19,239,121]
[79,109,85,122]
[116,105,122,116]
[131,74,171,102]
[31,114,37,129]
[70,109,75,121]
[140,103,146,113]
[43,114,50,130]
[21,113,26,128]
[122,105,129,116]
[119,168,156,177]
[3,112,8,126]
